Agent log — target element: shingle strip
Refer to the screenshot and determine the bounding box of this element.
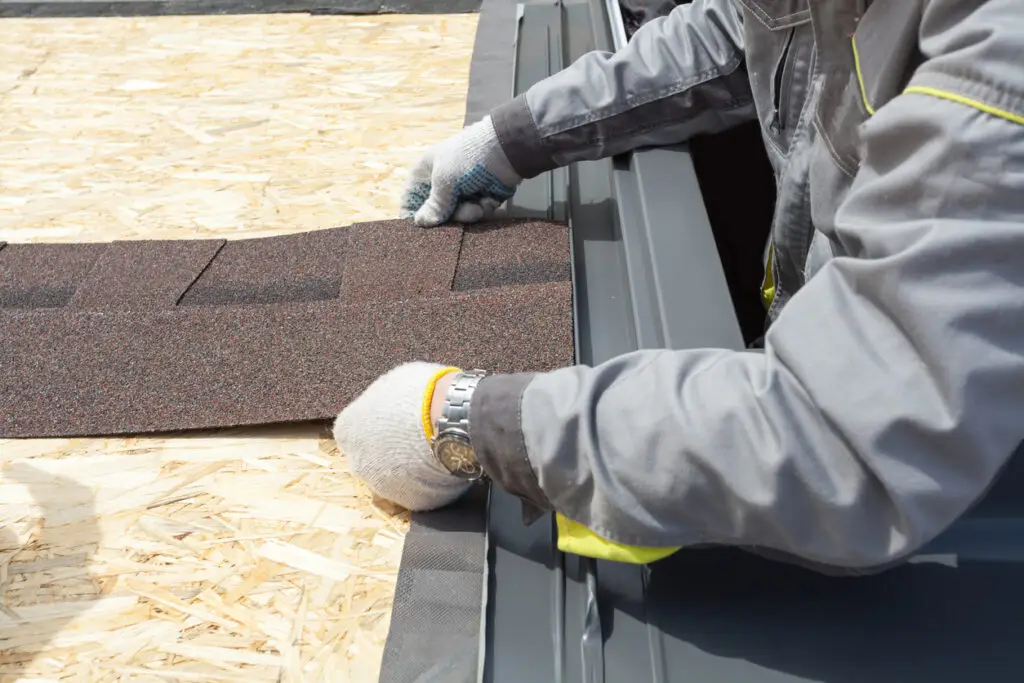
[454,220,572,291]
[339,222,463,304]
[0,242,109,309]
[0,219,573,437]
[178,228,350,307]
[0,282,573,437]
[70,239,225,310]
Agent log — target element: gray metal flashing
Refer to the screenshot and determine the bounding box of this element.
[378,0,517,677]
[601,0,626,49]
[484,2,755,681]
[377,487,489,683]
[505,0,569,224]
[464,0,521,126]
[610,148,744,350]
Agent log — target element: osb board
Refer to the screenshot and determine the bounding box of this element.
[0,431,410,682]
[0,12,478,682]
[0,13,478,243]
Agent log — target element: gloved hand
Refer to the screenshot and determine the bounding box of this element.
[400,116,522,227]
[333,362,471,511]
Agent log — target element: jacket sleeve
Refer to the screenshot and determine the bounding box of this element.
[490,0,754,179]
[470,0,1024,571]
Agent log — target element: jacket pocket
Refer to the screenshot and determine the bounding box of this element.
[769,27,796,134]
[735,0,810,30]
[814,0,924,176]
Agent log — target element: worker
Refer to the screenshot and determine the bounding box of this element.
[333,0,1024,572]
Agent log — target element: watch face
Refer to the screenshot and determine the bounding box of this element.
[437,436,483,479]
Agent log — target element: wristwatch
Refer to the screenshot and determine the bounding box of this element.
[432,369,488,481]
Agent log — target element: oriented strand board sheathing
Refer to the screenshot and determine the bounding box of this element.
[0,13,479,243]
[0,429,409,682]
[0,12,480,681]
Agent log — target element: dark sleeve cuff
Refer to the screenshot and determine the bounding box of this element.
[490,95,558,180]
[470,372,552,514]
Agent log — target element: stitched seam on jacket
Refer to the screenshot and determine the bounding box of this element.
[812,111,858,178]
[522,94,557,168]
[495,97,557,179]
[737,0,809,26]
[553,97,753,151]
[540,56,745,138]
[514,377,547,507]
[923,65,1024,101]
[777,47,819,164]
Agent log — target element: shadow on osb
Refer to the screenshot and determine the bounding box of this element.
[0,462,101,677]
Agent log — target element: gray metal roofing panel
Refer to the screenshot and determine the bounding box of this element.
[505,1,569,225]
[488,2,755,682]
[464,0,520,126]
[377,486,489,683]
[610,148,744,351]
[486,8,603,682]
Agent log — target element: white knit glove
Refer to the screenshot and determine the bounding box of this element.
[333,362,472,511]
[400,116,522,227]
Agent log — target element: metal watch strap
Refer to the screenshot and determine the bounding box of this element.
[436,369,486,436]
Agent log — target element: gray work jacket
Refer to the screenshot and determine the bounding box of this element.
[469,0,1024,571]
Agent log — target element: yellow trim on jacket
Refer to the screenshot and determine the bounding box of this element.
[555,514,680,564]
